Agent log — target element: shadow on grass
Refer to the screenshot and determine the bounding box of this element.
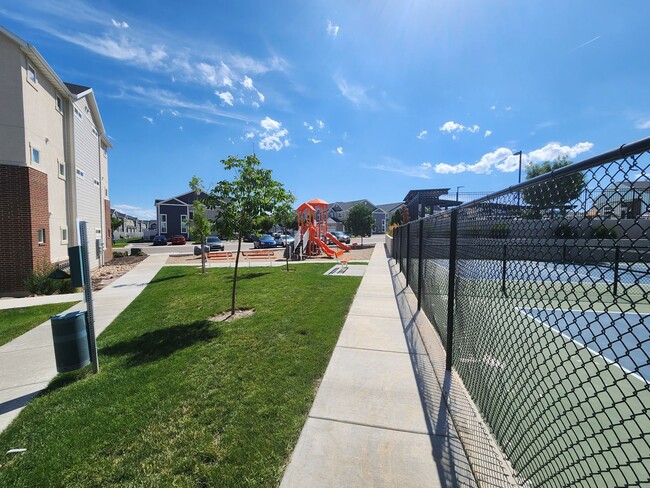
[101,320,220,366]
[226,272,270,282]
[149,274,188,285]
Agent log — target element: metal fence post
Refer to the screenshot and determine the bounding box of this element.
[417,218,424,310]
[501,244,507,296]
[446,209,458,371]
[613,246,620,298]
[406,222,411,286]
[398,226,403,273]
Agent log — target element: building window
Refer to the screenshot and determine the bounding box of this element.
[76,168,84,178]
[93,178,100,187]
[189,210,194,220]
[74,107,82,120]
[58,160,65,179]
[56,95,63,113]
[31,147,40,165]
[160,214,167,234]
[61,227,68,244]
[92,128,98,137]
[27,65,37,84]
[37,228,46,244]
[181,215,188,234]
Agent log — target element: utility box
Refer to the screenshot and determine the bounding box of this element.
[68,246,84,287]
[50,311,90,372]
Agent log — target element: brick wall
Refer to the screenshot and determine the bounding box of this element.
[0,165,50,294]
[104,199,112,262]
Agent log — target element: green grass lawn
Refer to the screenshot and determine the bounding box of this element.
[0,264,361,487]
[112,237,144,248]
[0,302,78,347]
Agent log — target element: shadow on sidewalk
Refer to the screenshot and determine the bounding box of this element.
[101,320,221,367]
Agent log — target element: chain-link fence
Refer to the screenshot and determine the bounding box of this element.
[393,137,650,486]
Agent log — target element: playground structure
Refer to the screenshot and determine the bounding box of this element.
[294,199,351,259]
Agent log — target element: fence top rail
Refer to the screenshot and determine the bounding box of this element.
[398,136,650,227]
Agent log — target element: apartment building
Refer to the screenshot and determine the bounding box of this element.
[0,27,111,294]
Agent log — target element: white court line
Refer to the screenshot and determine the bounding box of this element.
[519,308,648,385]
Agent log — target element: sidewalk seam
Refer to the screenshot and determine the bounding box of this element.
[308,415,444,438]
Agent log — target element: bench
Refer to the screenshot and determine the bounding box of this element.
[241,249,276,266]
[206,251,234,266]
[338,256,351,270]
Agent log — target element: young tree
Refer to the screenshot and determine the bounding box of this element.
[522,157,585,215]
[189,177,212,274]
[204,154,295,315]
[389,208,403,226]
[345,203,375,245]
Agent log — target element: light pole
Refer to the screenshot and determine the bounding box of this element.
[513,151,523,210]
[456,185,464,203]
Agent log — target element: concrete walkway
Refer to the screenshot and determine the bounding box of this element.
[0,254,167,433]
[281,245,478,487]
[0,293,84,310]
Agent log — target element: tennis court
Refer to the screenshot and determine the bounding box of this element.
[521,307,650,383]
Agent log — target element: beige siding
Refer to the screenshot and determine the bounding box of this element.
[0,35,26,166]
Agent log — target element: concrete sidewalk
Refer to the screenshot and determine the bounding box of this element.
[0,254,167,433]
[0,293,84,310]
[280,245,478,487]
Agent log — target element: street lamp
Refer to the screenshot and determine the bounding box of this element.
[456,185,464,203]
[513,150,523,210]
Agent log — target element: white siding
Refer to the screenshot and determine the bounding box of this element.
[72,98,103,269]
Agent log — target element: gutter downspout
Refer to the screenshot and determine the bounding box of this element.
[64,97,78,247]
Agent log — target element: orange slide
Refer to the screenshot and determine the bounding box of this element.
[317,238,344,258]
[326,232,352,251]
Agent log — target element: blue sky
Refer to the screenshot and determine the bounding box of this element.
[3,1,650,219]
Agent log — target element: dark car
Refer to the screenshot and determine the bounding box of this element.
[254,234,276,249]
[243,233,257,242]
[331,231,350,244]
[171,235,186,245]
[152,235,167,246]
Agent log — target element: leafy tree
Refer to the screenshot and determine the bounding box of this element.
[273,202,295,232]
[256,215,274,234]
[189,177,212,274]
[389,209,403,226]
[111,217,122,233]
[204,154,295,315]
[522,157,585,215]
[345,203,375,245]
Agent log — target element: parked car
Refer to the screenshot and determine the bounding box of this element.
[275,234,295,247]
[254,234,276,249]
[152,235,167,246]
[193,236,225,255]
[243,233,257,242]
[331,231,350,244]
[171,235,186,245]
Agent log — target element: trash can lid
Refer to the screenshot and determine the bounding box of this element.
[51,310,85,320]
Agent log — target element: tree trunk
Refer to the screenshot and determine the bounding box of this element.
[201,235,206,273]
[231,233,243,315]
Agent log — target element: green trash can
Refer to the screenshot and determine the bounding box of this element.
[50,311,90,372]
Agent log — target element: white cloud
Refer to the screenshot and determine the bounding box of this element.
[259,117,289,151]
[368,158,433,179]
[636,119,650,130]
[505,106,512,111]
[142,116,153,123]
[216,91,234,106]
[113,204,155,220]
[439,121,481,134]
[327,20,340,37]
[484,130,492,137]
[241,76,254,89]
[179,126,183,131]
[336,147,344,155]
[170,110,179,116]
[316,119,325,129]
[433,142,593,175]
[111,19,129,29]
[490,105,496,110]
[244,132,255,139]
[335,77,376,108]
[303,121,314,131]
[417,130,427,140]
[257,91,265,103]
[251,102,260,108]
[308,138,322,144]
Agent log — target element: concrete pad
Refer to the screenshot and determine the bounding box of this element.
[354,284,399,298]
[281,417,476,488]
[0,293,83,310]
[310,347,451,435]
[323,265,367,277]
[348,297,400,319]
[337,315,410,353]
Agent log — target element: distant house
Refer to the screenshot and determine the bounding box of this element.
[591,180,650,219]
[328,199,401,234]
[110,209,148,240]
[155,190,216,238]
